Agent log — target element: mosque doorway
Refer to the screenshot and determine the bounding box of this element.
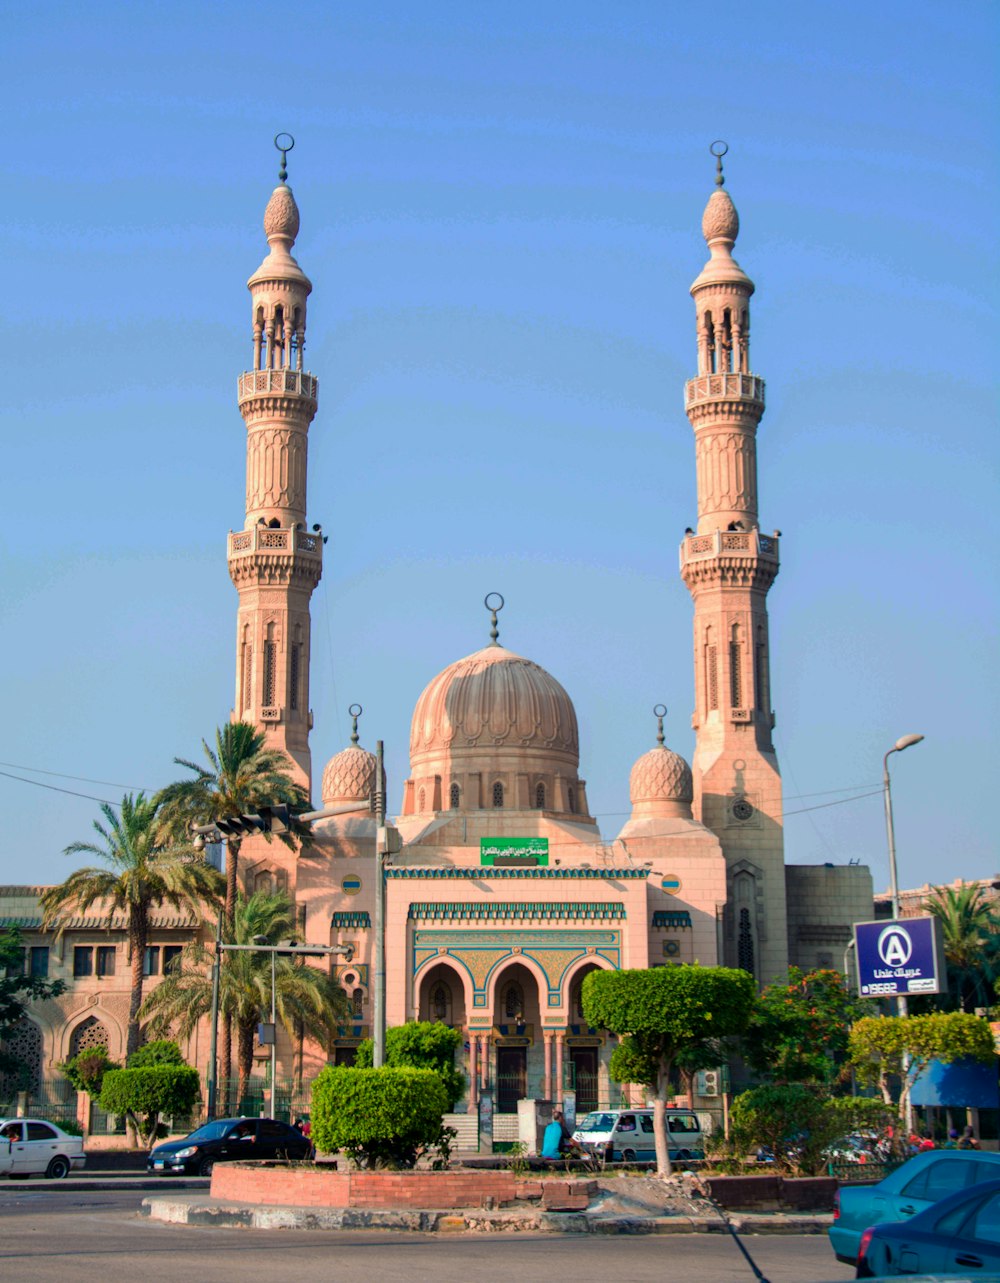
[569,1046,599,1113]
[496,1046,527,1113]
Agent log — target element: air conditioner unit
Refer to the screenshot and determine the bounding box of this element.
[697,1069,720,1097]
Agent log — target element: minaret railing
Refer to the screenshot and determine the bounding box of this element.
[238,369,318,401]
[684,371,765,408]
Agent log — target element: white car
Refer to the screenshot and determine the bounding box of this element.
[0,1118,86,1179]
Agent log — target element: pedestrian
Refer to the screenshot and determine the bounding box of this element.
[541,1110,567,1160]
[957,1125,980,1151]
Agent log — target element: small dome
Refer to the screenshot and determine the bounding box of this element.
[701,188,739,246]
[321,745,376,808]
[629,745,693,819]
[263,183,300,245]
[410,644,578,766]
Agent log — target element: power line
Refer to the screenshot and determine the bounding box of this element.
[0,760,150,792]
[0,769,119,807]
[782,788,884,817]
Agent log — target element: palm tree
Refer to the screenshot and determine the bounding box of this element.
[155,723,308,1099]
[40,793,223,1057]
[155,722,307,929]
[927,883,1000,1012]
[139,891,348,1100]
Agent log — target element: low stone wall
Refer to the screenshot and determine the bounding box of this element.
[703,1175,839,1212]
[210,1164,594,1211]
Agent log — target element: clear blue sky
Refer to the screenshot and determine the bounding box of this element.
[2,1,997,891]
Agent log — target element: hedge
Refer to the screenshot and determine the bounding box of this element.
[311,1065,450,1168]
[98,1065,201,1147]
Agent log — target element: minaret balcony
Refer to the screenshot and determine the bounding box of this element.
[679,528,780,583]
[685,371,765,411]
[228,524,323,561]
[238,368,318,408]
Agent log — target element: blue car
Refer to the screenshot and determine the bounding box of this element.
[829,1149,1000,1267]
[856,1177,1000,1277]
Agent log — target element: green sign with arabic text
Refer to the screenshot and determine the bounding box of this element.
[480,837,549,867]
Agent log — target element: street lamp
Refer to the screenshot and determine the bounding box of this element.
[210,939,353,1120]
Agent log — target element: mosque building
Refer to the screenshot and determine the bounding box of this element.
[0,146,872,1120]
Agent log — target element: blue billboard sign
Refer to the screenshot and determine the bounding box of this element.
[853,916,946,998]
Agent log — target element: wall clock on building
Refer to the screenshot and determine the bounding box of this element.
[731,798,754,822]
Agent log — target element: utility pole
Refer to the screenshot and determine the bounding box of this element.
[373,739,386,1068]
[206,913,222,1120]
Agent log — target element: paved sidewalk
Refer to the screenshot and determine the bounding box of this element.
[143,1193,833,1236]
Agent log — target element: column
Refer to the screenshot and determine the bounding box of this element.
[543,1033,553,1100]
[480,1034,490,1089]
[555,1034,565,1106]
[468,1034,479,1110]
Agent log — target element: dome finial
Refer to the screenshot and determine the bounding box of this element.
[484,592,504,646]
[274,132,295,184]
[710,139,728,188]
[348,702,363,747]
[653,703,667,747]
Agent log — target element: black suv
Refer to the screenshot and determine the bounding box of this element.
[148,1117,310,1175]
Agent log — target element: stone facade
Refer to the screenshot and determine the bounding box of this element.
[0,149,874,1122]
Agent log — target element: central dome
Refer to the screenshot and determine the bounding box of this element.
[403,643,589,819]
[410,645,578,765]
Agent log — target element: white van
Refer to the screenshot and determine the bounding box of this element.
[571,1108,703,1162]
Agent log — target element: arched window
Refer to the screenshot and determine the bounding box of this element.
[417,787,426,812]
[352,988,364,1018]
[241,626,252,711]
[431,981,450,1022]
[449,783,460,809]
[705,311,717,372]
[567,786,575,814]
[289,625,302,712]
[503,980,524,1021]
[492,781,504,809]
[729,624,742,708]
[263,624,277,707]
[70,1016,110,1058]
[0,1018,42,1093]
[253,870,273,895]
[755,625,769,712]
[738,907,755,976]
[534,782,545,809]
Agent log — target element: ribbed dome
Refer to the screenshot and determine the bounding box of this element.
[321,745,377,807]
[263,183,300,245]
[409,645,578,766]
[630,746,693,807]
[701,187,739,246]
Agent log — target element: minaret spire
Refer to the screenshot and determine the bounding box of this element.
[679,145,787,984]
[226,135,323,790]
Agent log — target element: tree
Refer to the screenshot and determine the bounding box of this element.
[582,965,756,1175]
[127,1039,186,1068]
[155,723,308,1094]
[98,1065,201,1149]
[0,927,66,1085]
[849,1012,996,1123]
[39,793,222,1057]
[139,891,349,1100]
[354,1021,466,1109]
[926,883,1000,1013]
[743,967,874,1085]
[310,1066,451,1168]
[59,1046,119,1096]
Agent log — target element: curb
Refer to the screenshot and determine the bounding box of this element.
[1,1179,210,1194]
[142,1195,833,1236]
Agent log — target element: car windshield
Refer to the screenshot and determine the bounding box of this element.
[576,1113,616,1132]
[183,1121,236,1143]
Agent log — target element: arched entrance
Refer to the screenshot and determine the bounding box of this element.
[0,1017,42,1095]
[490,962,542,1113]
[417,962,468,1029]
[566,962,604,1113]
[70,1015,111,1057]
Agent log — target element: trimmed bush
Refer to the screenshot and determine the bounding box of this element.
[59,1046,119,1096]
[354,1021,466,1109]
[99,1065,201,1148]
[311,1065,450,1169]
[126,1039,186,1069]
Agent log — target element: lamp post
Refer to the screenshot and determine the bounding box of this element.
[883,732,924,1135]
[216,940,354,1118]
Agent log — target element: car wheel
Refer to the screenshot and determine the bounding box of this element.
[198,1157,215,1177]
[622,1148,638,1164]
[45,1155,71,1180]
[676,1149,692,1161]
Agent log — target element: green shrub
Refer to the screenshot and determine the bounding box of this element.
[354,1021,466,1109]
[311,1065,451,1168]
[126,1039,186,1069]
[59,1046,119,1095]
[98,1065,201,1148]
[728,1084,900,1176]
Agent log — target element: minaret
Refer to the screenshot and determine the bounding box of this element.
[227,136,322,790]
[679,144,787,984]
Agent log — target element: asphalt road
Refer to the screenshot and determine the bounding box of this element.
[0,1190,856,1283]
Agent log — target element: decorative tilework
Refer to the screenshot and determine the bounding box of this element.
[652,910,693,929]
